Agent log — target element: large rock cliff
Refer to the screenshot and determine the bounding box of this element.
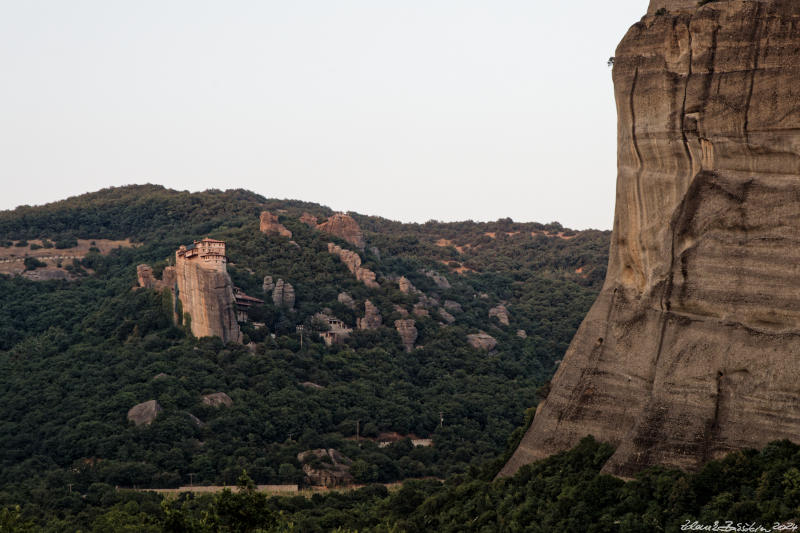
[501,0,800,479]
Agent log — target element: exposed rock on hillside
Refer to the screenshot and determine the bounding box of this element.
[438,308,456,324]
[317,213,365,248]
[259,211,292,238]
[357,300,382,330]
[516,330,527,339]
[397,276,417,295]
[327,243,379,288]
[137,265,164,289]
[503,0,800,479]
[467,332,497,351]
[412,303,429,318]
[395,319,418,353]
[297,448,354,487]
[262,275,275,293]
[300,212,318,227]
[443,300,463,313]
[172,240,240,343]
[202,392,233,408]
[337,292,356,310]
[489,305,510,326]
[127,400,162,427]
[272,279,295,308]
[423,270,451,289]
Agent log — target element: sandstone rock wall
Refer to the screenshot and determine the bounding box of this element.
[272,279,295,308]
[328,243,379,288]
[174,255,241,343]
[502,0,800,479]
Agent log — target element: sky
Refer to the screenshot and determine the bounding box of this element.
[0,0,648,230]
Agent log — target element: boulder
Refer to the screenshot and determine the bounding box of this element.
[259,211,292,238]
[489,305,510,326]
[127,400,162,427]
[467,332,497,351]
[202,392,233,408]
[516,330,527,339]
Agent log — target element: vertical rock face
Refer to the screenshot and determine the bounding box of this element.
[338,292,356,309]
[259,211,292,238]
[502,0,800,479]
[127,400,162,427]
[174,247,241,344]
[272,279,295,308]
[394,319,418,352]
[317,213,365,248]
[263,276,275,294]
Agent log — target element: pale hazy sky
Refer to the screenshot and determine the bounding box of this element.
[0,1,648,229]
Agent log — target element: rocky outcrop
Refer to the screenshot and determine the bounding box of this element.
[272,279,295,308]
[395,319,417,352]
[423,269,451,289]
[502,0,800,479]
[516,330,527,339]
[398,276,417,295]
[262,276,275,294]
[327,243,379,288]
[127,400,162,427]
[394,305,409,317]
[137,264,163,289]
[297,449,354,487]
[202,392,233,408]
[337,292,356,310]
[357,300,382,330]
[317,213,365,248]
[300,212,318,227]
[438,308,456,324]
[412,303,429,318]
[444,300,463,313]
[259,211,292,238]
[488,305,510,326]
[467,332,497,351]
[173,244,240,343]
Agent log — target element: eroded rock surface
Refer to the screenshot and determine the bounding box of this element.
[488,305,510,326]
[328,243,379,288]
[467,332,497,351]
[502,0,800,479]
[357,300,382,330]
[127,400,162,427]
[272,279,295,308]
[202,392,233,408]
[297,448,354,487]
[394,319,418,352]
[259,211,292,238]
[317,213,365,248]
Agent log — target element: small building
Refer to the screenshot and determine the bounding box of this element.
[233,287,264,322]
[317,315,353,346]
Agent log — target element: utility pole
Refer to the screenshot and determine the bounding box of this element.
[188,473,196,487]
[356,420,360,443]
[297,325,304,350]
[67,483,73,494]
[439,411,444,428]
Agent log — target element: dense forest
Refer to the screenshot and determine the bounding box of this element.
[0,185,611,530]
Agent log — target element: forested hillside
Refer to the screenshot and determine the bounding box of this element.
[0,185,610,530]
